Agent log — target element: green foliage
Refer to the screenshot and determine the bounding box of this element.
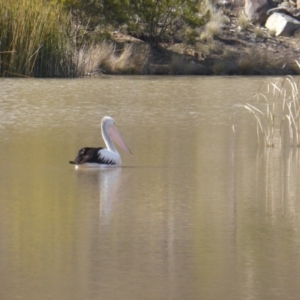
[116,0,206,45]
[57,0,207,46]
[101,0,129,25]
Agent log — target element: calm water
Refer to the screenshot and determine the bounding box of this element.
[1,76,300,300]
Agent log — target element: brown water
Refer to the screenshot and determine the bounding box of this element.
[0,76,300,300]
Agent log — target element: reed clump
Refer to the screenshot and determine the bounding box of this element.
[0,0,77,77]
[231,76,300,147]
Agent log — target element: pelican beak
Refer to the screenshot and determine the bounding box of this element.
[109,126,132,155]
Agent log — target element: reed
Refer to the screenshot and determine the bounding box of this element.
[277,76,300,146]
[231,102,274,147]
[0,0,78,77]
[232,76,300,147]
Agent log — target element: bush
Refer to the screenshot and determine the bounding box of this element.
[61,0,208,46]
[121,0,206,45]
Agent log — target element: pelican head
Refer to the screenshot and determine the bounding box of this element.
[101,116,132,155]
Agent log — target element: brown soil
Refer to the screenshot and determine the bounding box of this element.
[111,2,300,75]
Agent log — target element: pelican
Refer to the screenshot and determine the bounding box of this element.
[69,116,132,168]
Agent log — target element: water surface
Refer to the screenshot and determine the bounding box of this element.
[0,76,300,300]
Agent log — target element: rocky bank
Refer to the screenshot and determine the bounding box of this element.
[111,0,300,75]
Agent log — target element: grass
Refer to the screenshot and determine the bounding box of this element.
[278,76,300,146]
[254,26,264,38]
[0,0,150,77]
[1,0,296,77]
[200,20,222,42]
[199,5,225,42]
[231,99,275,147]
[0,0,78,77]
[238,48,265,74]
[237,13,250,31]
[78,42,150,75]
[231,76,300,147]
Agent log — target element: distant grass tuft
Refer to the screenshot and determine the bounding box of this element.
[237,13,250,31]
[199,6,225,41]
[254,26,264,38]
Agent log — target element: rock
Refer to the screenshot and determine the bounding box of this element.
[265,12,300,36]
[245,0,276,25]
[293,27,300,36]
[267,1,300,20]
[216,0,234,8]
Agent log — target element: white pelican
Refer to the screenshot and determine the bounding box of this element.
[69,116,132,168]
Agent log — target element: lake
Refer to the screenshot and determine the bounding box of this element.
[0,76,300,300]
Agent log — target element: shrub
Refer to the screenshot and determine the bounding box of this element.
[57,0,209,46]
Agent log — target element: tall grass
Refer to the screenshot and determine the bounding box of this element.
[232,76,300,147]
[0,0,78,77]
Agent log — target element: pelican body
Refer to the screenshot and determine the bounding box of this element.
[69,116,131,168]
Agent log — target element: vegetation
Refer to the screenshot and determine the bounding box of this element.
[0,0,209,77]
[237,12,250,31]
[56,0,207,44]
[1,0,299,77]
[231,76,300,147]
[0,0,78,77]
[79,42,150,75]
[200,7,228,42]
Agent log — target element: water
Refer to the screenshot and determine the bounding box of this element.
[1,76,300,300]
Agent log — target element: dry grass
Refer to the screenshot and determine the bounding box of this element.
[277,76,300,146]
[201,20,222,41]
[210,46,270,76]
[254,26,264,38]
[237,13,250,31]
[77,43,114,75]
[232,76,300,147]
[200,6,225,41]
[237,47,269,74]
[78,41,150,75]
[231,103,272,147]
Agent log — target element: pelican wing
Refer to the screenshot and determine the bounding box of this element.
[69,147,103,165]
[69,147,118,166]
